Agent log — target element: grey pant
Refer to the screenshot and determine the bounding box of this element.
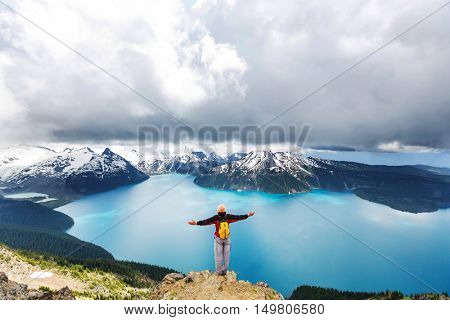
[214,236,231,275]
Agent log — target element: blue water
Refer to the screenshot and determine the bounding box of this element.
[59,174,450,297]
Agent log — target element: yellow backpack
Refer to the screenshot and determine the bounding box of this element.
[218,220,230,239]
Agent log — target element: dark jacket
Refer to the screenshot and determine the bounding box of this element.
[197,213,248,237]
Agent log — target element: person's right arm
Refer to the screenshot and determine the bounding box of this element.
[188,215,218,226]
[196,215,218,226]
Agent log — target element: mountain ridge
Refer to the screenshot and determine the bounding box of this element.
[1,147,149,199]
[1,146,449,213]
[193,151,450,213]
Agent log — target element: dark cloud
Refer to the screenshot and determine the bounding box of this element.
[0,0,449,150]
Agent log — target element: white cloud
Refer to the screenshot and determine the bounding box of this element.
[0,0,247,141]
[0,53,28,142]
[192,0,236,13]
[377,141,437,153]
[0,54,23,122]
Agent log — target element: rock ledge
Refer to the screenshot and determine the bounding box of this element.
[0,272,75,300]
[151,270,283,300]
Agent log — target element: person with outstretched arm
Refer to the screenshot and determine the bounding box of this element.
[188,204,255,275]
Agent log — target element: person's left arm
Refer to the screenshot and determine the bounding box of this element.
[228,211,255,223]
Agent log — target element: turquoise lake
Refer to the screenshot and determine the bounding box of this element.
[59,174,450,297]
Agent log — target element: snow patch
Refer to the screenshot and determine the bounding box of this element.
[3,192,48,199]
[29,271,53,279]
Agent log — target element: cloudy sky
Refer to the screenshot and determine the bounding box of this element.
[0,0,449,150]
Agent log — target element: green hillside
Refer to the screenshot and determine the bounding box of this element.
[0,224,113,260]
[0,197,74,231]
[288,285,448,300]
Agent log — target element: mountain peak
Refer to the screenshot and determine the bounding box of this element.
[102,147,114,156]
[191,151,207,160]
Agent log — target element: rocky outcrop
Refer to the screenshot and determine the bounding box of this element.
[151,270,283,300]
[0,272,75,300]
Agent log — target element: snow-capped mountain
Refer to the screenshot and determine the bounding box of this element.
[194,151,317,193]
[65,148,149,195]
[226,152,247,162]
[192,150,392,192]
[0,146,57,181]
[137,151,232,175]
[1,145,449,213]
[3,147,148,197]
[137,152,205,175]
[193,151,450,213]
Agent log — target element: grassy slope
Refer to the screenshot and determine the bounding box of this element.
[0,244,178,299]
